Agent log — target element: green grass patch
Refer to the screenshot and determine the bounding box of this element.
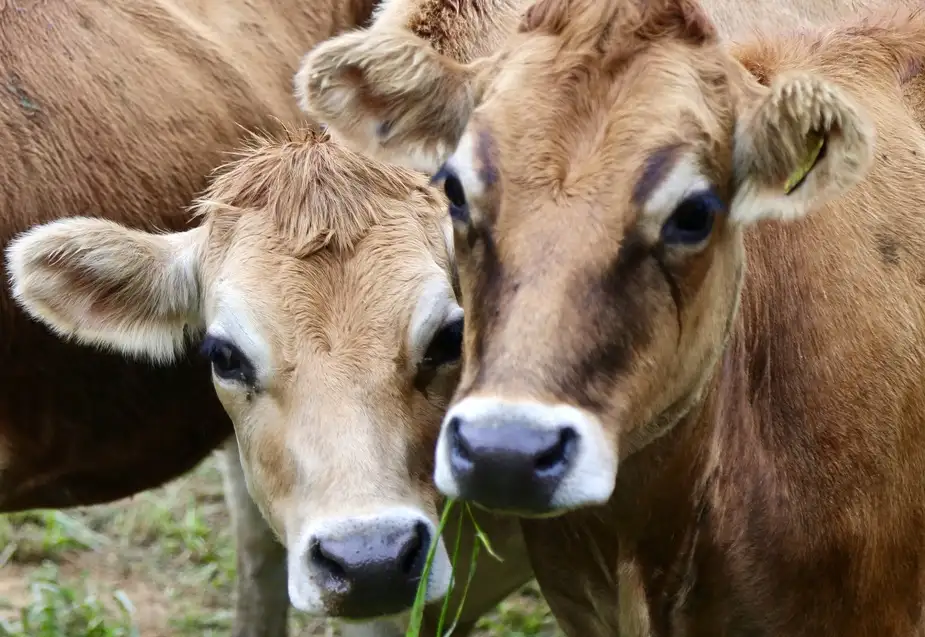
[0,455,559,636]
[0,562,137,637]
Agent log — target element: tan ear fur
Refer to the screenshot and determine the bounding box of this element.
[6,218,205,363]
[731,71,875,225]
[295,28,494,173]
[293,0,523,172]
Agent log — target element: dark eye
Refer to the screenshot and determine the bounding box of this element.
[661,190,723,245]
[444,174,466,207]
[422,317,464,368]
[199,335,256,385]
[432,166,469,223]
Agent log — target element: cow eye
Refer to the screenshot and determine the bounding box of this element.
[200,335,256,385]
[444,174,466,208]
[661,190,723,245]
[432,166,469,223]
[422,317,464,369]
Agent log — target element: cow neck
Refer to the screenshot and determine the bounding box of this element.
[607,297,756,635]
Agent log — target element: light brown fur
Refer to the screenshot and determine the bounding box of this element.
[0,3,376,635]
[296,0,925,635]
[0,3,528,635]
[7,127,533,631]
[295,0,919,171]
[0,0,371,511]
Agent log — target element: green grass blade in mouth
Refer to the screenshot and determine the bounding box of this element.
[442,531,481,637]
[434,505,466,637]
[406,499,457,636]
[465,504,503,563]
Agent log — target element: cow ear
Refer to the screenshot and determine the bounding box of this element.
[731,72,874,225]
[6,218,206,363]
[295,28,497,173]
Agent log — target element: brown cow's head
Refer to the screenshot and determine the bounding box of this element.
[6,130,462,617]
[297,0,873,515]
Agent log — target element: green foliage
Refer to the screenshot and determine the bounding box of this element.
[0,511,108,563]
[0,562,138,637]
[0,457,560,636]
[406,502,507,637]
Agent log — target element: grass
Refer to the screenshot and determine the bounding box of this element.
[0,452,561,637]
[0,562,137,637]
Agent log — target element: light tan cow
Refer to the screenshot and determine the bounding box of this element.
[5,127,533,635]
[0,2,533,635]
[0,1,378,636]
[295,0,925,635]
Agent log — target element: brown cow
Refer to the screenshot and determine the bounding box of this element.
[296,0,925,635]
[292,0,920,174]
[0,2,528,636]
[5,127,534,635]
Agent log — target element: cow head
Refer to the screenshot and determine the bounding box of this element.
[6,129,462,618]
[297,0,874,515]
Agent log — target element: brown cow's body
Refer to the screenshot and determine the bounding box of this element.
[299,0,925,634]
[526,176,925,635]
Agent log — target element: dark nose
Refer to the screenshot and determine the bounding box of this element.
[447,416,578,513]
[309,520,430,618]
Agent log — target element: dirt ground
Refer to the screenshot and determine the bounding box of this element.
[0,453,561,637]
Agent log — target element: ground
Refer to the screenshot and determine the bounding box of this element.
[0,452,561,637]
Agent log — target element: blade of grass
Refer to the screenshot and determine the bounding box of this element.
[405,499,457,637]
[440,504,500,636]
[408,500,506,637]
[465,504,503,562]
[47,511,110,550]
[0,543,15,569]
[442,534,481,637]
[433,505,466,637]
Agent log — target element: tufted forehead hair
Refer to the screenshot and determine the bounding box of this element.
[517,0,718,63]
[453,0,738,210]
[192,126,444,257]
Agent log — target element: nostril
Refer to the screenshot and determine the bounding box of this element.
[448,416,474,465]
[398,521,429,576]
[309,538,346,580]
[534,426,578,475]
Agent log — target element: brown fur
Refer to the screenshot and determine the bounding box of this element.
[0,4,379,635]
[197,129,438,256]
[0,0,380,511]
[294,0,920,171]
[7,126,535,629]
[193,130,532,627]
[295,0,925,634]
[193,131,454,536]
[0,3,533,633]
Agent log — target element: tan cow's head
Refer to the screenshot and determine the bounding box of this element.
[6,129,461,617]
[297,0,874,515]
